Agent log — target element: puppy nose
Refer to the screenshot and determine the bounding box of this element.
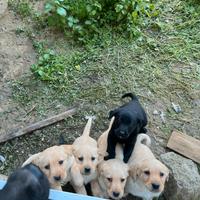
[152,183,160,190]
[84,167,91,173]
[113,192,120,197]
[54,176,61,181]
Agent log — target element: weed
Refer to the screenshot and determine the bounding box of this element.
[8,0,32,17]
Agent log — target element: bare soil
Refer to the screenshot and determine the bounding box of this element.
[0,10,37,139]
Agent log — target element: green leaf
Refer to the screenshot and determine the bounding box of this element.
[43,54,50,60]
[74,65,81,71]
[132,11,138,21]
[115,4,123,13]
[85,20,92,25]
[44,3,53,13]
[38,70,44,77]
[68,21,73,27]
[57,7,67,16]
[68,16,74,22]
[55,0,60,4]
[91,10,96,16]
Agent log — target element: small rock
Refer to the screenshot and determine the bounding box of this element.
[172,102,182,113]
[160,152,200,200]
[0,0,8,18]
[192,99,200,107]
[153,110,159,115]
[160,111,166,123]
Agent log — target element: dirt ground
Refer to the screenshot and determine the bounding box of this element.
[0,9,36,136]
[0,2,200,200]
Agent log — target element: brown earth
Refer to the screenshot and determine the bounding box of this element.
[0,9,37,139]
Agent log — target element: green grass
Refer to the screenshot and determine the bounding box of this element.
[1,0,200,176]
[8,0,32,17]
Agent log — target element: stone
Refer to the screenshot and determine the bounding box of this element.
[153,110,159,115]
[0,0,8,18]
[160,152,200,200]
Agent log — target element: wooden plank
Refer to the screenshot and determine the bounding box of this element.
[0,180,104,200]
[167,130,200,164]
[0,107,76,143]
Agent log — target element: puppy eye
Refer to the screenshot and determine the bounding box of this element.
[78,157,84,161]
[144,170,150,175]
[107,177,112,182]
[121,178,125,182]
[44,164,50,170]
[91,157,96,161]
[59,160,64,165]
[160,172,164,177]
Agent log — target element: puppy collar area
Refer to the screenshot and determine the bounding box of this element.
[0,180,106,200]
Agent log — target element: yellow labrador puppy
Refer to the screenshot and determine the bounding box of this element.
[91,117,129,200]
[125,134,169,200]
[22,145,74,191]
[71,116,98,195]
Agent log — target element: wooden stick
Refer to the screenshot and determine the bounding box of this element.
[0,107,76,143]
[167,130,200,164]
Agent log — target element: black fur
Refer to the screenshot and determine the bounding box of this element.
[105,93,147,163]
[0,164,50,200]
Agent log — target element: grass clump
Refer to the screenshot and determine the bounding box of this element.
[8,0,32,17]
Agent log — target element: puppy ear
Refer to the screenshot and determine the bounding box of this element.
[64,147,75,168]
[129,164,141,181]
[70,162,84,187]
[108,109,118,119]
[22,153,41,167]
[98,162,106,176]
[63,145,74,156]
[97,150,104,164]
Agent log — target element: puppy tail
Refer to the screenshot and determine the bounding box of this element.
[108,116,115,131]
[136,134,151,147]
[122,92,138,100]
[82,116,95,137]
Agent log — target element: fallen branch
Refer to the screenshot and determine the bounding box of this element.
[0,107,76,143]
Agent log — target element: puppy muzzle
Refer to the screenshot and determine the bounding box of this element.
[151,183,160,193]
[110,191,122,200]
[84,167,91,175]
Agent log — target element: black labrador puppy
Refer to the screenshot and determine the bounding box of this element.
[105,93,147,163]
[0,164,50,200]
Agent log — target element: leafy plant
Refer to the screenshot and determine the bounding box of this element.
[43,0,158,43]
[31,42,94,83]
